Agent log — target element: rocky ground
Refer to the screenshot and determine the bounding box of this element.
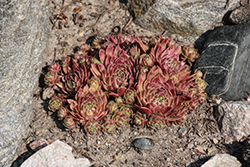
[12,0,249,166]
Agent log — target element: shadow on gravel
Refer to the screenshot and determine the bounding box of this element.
[225,140,250,167]
[11,144,35,167]
[188,156,212,167]
[187,140,250,167]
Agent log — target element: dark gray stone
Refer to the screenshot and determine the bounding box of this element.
[194,24,250,101]
[132,138,154,150]
[178,127,187,137]
[0,0,50,166]
[121,0,240,42]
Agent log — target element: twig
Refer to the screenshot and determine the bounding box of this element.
[122,16,133,33]
[61,0,82,12]
[109,155,119,165]
[52,17,58,30]
[53,48,56,62]
[92,8,109,32]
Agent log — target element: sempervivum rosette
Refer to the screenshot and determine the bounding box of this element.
[65,78,108,132]
[56,58,89,96]
[148,36,190,76]
[91,44,135,97]
[182,70,208,111]
[181,45,199,66]
[132,112,147,128]
[48,95,64,112]
[136,66,191,128]
[44,71,60,87]
[44,62,61,87]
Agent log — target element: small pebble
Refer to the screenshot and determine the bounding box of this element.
[35,131,40,135]
[78,30,84,36]
[176,148,183,152]
[132,138,154,150]
[112,26,120,34]
[47,139,52,144]
[193,146,205,154]
[187,143,194,149]
[109,0,114,5]
[216,99,222,104]
[29,138,49,152]
[42,87,54,100]
[74,7,81,13]
[212,138,219,144]
[207,146,218,155]
[178,127,187,136]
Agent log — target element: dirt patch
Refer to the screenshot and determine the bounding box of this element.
[12,0,248,166]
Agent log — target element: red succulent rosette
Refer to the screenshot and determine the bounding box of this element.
[67,83,108,126]
[56,59,89,96]
[136,66,191,123]
[91,44,135,97]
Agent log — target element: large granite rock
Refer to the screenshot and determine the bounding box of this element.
[229,5,250,24]
[121,0,241,42]
[194,24,250,101]
[0,0,50,166]
[218,101,250,144]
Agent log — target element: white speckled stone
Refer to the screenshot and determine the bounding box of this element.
[202,154,241,167]
[21,140,90,167]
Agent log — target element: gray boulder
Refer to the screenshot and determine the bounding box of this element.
[121,0,241,42]
[194,24,250,101]
[0,0,50,166]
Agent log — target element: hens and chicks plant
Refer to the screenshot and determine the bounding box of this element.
[45,34,207,135]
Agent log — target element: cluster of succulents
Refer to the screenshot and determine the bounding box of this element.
[44,33,207,134]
